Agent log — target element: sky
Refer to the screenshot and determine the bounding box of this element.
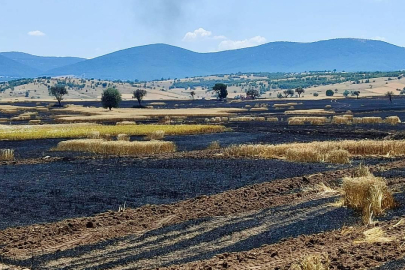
[0,0,403,58]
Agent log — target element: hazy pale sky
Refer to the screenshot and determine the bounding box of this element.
[0,0,402,58]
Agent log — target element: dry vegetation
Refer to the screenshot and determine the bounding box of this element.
[229,116,266,122]
[54,139,176,156]
[0,124,225,140]
[290,253,330,270]
[223,139,405,163]
[207,140,221,150]
[54,106,246,122]
[288,117,327,125]
[343,166,395,224]
[284,109,334,115]
[0,149,14,161]
[146,130,165,140]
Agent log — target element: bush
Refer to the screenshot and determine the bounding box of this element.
[326,89,334,96]
[313,93,319,97]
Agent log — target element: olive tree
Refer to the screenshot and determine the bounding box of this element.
[213,83,228,100]
[295,87,304,97]
[49,85,68,106]
[133,89,147,106]
[246,89,260,99]
[101,88,122,110]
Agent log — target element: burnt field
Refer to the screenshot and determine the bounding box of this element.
[1,96,405,269]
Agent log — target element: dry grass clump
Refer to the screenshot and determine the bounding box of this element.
[116,121,137,125]
[273,103,298,108]
[207,140,221,150]
[117,134,130,141]
[146,130,165,140]
[331,116,351,125]
[0,124,225,140]
[362,117,383,124]
[352,163,372,178]
[28,120,41,125]
[223,139,405,163]
[288,119,305,125]
[290,253,330,270]
[343,171,395,224]
[325,105,332,109]
[385,116,401,125]
[286,148,323,163]
[354,227,392,244]
[353,117,363,124]
[288,117,327,125]
[229,116,266,122]
[250,107,268,111]
[87,131,100,139]
[266,117,279,122]
[55,139,176,156]
[0,149,14,161]
[284,109,334,115]
[325,149,350,164]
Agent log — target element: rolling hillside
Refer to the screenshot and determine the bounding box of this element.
[45,39,405,81]
[0,52,85,72]
[3,38,405,81]
[0,54,40,79]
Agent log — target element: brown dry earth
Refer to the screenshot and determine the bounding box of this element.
[159,217,405,270]
[0,159,404,269]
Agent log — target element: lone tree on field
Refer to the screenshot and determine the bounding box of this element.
[133,89,147,106]
[386,91,394,103]
[343,90,350,98]
[213,83,228,100]
[352,90,360,99]
[295,87,304,97]
[246,89,260,99]
[101,88,122,110]
[190,90,196,100]
[49,85,67,106]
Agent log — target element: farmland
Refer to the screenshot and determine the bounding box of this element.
[0,94,405,269]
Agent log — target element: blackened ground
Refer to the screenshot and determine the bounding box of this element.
[0,157,350,230]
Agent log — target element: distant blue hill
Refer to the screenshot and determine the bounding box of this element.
[0,54,40,78]
[0,52,85,72]
[3,38,405,81]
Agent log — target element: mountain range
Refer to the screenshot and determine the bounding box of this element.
[1,38,405,81]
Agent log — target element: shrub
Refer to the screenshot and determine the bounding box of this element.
[326,89,334,96]
[313,93,319,97]
[0,149,14,161]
